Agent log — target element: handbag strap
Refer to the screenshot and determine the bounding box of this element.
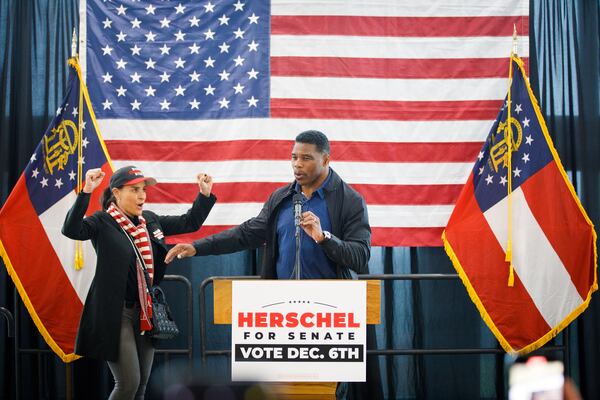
[121,226,153,294]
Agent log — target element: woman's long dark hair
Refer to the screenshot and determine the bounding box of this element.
[100,187,118,210]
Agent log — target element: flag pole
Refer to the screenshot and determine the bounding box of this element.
[72,28,84,271]
[505,25,518,287]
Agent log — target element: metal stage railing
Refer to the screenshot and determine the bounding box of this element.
[0,306,14,338]
[198,273,569,398]
[11,274,193,400]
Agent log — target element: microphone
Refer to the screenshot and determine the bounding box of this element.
[293,193,303,229]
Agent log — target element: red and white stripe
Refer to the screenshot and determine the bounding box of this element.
[91,0,529,246]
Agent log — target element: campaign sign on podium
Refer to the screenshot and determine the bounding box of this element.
[231,280,366,382]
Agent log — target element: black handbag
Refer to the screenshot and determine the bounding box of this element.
[123,229,180,340]
[147,284,179,340]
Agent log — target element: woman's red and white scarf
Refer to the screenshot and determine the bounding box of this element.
[107,203,154,332]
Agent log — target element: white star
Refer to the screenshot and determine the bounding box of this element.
[82,137,89,147]
[219,98,230,109]
[174,57,186,69]
[248,13,259,24]
[102,99,112,110]
[40,177,49,188]
[102,45,113,56]
[102,18,112,29]
[247,68,259,79]
[130,44,142,56]
[189,16,201,27]
[219,70,230,81]
[31,168,39,178]
[130,18,141,29]
[477,151,484,160]
[233,0,244,11]
[247,96,258,107]
[55,107,62,116]
[159,99,171,110]
[525,135,534,145]
[78,156,85,165]
[160,72,171,83]
[174,30,186,41]
[116,31,127,42]
[31,153,37,162]
[145,86,156,96]
[54,178,63,189]
[513,167,522,177]
[174,85,186,96]
[72,107,78,117]
[175,3,186,14]
[233,83,244,94]
[219,42,230,53]
[523,117,530,127]
[130,99,142,110]
[233,28,245,39]
[145,4,156,15]
[160,17,171,28]
[203,29,215,40]
[130,72,142,83]
[204,84,215,95]
[116,58,128,69]
[102,72,113,83]
[204,57,215,68]
[500,175,507,186]
[485,174,493,185]
[189,71,201,82]
[522,153,530,163]
[248,40,259,52]
[219,14,230,25]
[189,43,201,54]
[144,58,156,69]
[204,2,215,13]
[116,4,127,16]
[515,104,522,114]
[189,98,201,109]
[159,44,171,55]
[68,170,76,181]
[145,31,157,42]
[478,166,484,175]
[233,55,245,66]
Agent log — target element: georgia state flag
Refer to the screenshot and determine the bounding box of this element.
[443,56,597,354]
[0,58,113,362]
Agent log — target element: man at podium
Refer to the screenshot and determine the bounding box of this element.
[165,130,371,280]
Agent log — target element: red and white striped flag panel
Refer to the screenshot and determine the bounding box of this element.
[87,0,529,246]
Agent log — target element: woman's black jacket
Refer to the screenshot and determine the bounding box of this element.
[62,191,216,361]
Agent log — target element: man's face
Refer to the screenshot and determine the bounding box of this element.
[291,142,329,187]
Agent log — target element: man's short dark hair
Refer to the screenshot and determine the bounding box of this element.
[295,130,330,154]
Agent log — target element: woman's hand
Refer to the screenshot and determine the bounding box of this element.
[165,243,197,263]
[82,168,106,193]
[197,173,213,197]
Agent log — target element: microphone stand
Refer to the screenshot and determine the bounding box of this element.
[293,223,301,280]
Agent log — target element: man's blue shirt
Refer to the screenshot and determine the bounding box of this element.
[276,172,336,279]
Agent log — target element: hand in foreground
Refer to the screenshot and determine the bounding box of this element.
[299,211,325,243]
[165,243,197,263]
[82,168,106,193]
[197,173,214,197]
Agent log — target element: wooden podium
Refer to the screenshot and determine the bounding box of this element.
[213,279,381,399]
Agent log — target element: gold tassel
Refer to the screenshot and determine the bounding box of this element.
[505,240,514,286]
[74,241,84,270]
[508,262,515,287]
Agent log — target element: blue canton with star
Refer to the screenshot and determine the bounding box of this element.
[86,0,269,119]
[473,60,554,213]
[24,63,108,215]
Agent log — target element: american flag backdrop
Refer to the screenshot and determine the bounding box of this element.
[80,0,529,247]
